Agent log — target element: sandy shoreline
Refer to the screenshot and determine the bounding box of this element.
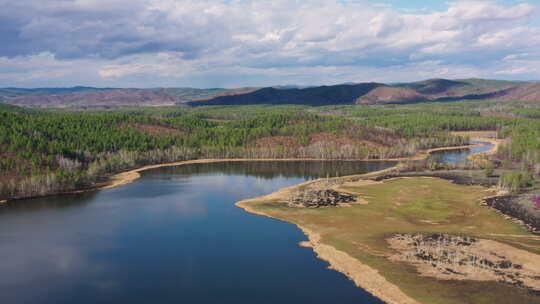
[450,131,505,159]
[237,178,539,304]
[234,165,430,304]
[1,136,496,203]
[234,136,500,304]
[102,138,497,192]
[103,158,398,190]
[236,190,421,304]
[93,135,500,304]
[469,136,504,158]
[1,135,502,303]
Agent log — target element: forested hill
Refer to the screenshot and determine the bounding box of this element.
[189,83,383,106]
[1,79,540,109]
[1,101,539,201]
[191,78,537,106]
[0,104,473,201]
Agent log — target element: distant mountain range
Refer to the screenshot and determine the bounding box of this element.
[1,79,539,109]
[0,87,257,109]
[190,79,540,106]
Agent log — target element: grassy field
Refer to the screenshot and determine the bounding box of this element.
[245,177,540,304]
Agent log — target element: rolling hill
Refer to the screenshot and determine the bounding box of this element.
[355,85,427,104]
[1,79,538,109]
[190,78,537,106]
[0,87,256,109]
[187,83,382,106]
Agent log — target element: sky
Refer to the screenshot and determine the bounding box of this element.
[0,0,539,88]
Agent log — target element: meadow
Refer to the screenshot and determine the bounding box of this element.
[241,177,540,304]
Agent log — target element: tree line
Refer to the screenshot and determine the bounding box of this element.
[2,102,538,200]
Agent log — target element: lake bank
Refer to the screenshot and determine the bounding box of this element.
[102,137,498,192]
[236,175,540,304]
[0,161,389,304]
[235,136,540,304]
[236,181,421,304]
[3,137,516,303]
[1,132,498,203]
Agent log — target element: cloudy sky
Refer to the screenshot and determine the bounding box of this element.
[1,0,539,88]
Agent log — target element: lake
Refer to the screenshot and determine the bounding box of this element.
[429,141,494,165]
[0,161,394,304]
[0,143,490,304]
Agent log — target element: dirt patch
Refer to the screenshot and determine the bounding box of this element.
[388,233,540,292]
[127,123,185,137]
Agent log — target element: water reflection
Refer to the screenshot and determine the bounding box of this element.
[429,141,494,165]
[148,160,396,180]
[0,192,97,214]
[0,161,389,304]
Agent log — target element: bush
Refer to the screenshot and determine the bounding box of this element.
[499,171,534,193]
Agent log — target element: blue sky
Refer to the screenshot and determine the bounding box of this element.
[380,0,531,11]
[0,0,539,88]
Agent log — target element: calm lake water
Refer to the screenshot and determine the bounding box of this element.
[0,161,395,304]
[0,142,489,304]
[429,141,494,165]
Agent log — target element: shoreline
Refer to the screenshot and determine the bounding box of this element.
[236,176,538,304]
[235,189,421,304]
[1,138,497,203]
[2,136,502,303]
[102,139,495,192]
[234,136,501,304]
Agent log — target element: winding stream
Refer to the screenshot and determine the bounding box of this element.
[429,141,494,165]
[0,144,491,304]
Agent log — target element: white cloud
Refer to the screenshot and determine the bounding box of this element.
[447,1,535,20]
[0,0,539,87]
[495,67,532,75]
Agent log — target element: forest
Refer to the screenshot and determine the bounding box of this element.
[0,100,539,200]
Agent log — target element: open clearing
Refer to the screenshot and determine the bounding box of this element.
[240,177,540,304]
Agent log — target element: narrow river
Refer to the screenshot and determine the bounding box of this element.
[429,141,494,165]
[0,143,491,304]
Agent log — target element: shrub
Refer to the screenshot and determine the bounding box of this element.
[484,167,494,177]
[499,171,534,193]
